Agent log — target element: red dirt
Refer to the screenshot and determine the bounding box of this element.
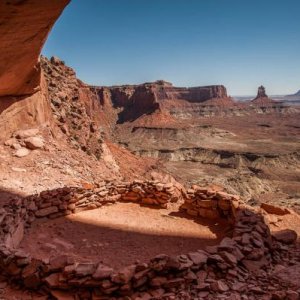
[20,202,230,270]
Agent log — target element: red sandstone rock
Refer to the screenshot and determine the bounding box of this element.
[261,203,291,215]
[272,229,297,244]
[14,148,30,158]
[251,86,276,105]
[187,251,208,266]
[24,136,44,150]
[0,0,70,96]
[210,280,229,292]
[92,264,114,280]
[95,81,232,123]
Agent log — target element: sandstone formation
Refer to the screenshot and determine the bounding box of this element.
[0,74,53,140]
[256,85,268,98]
[94,81,232,123]
[0,1,70,140]
[251,85,276,105]
[0,0,70,96]
[94,81,296,124]
[0,2,300,299]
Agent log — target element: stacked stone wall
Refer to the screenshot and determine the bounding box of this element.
[0,182,297,299]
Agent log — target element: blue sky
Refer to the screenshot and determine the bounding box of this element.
[43,0,300,96]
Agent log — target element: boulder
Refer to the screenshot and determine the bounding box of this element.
[15,128,39,139]
[24,136,44,149]
[272,229,297,244]
[188,251,208,266]
[14,147,30,157]
[261,203,291,216]
[210,280,229,292]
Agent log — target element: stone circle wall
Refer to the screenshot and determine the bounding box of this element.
[0,181,297,299]
[180,186,241,222]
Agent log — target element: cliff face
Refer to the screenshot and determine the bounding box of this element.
[95,81,231,123]
[0,74,53,140]
[0,0,70,139]
[0,0,70,97]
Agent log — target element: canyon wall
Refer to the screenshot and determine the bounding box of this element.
[95,81,231,123]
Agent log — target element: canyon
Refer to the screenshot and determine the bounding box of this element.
[0,1,300,300]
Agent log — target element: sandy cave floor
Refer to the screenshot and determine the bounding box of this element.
[20,202,230,270]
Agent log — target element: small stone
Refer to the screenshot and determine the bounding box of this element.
[150,276,168,287]
[74,263,96,276]
[286,290,299,300]
[221,251,237,265]
[50,290,74,300]
[4,138,17,146]
[211,280,229,292]
[272,229,297,244]
[250,286,264,294]
[92,264,114,279]
[35,206,59,217]
[12,143,22,150]
[44,273,60,288]
[231,281,247,291]
[261,203,290,215]
[272,291,286,300]
[48,255,73,272]
[188,251,207,266]
[14,147,30,157]
[14,128,39,139]
[198,291,210,298]
[11,167,27,172]
[111,265,136,284]
[24,136,44,150]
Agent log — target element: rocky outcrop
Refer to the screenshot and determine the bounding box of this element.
[251,85,276,105]
[41,56,108,160]
[0,0,70,97]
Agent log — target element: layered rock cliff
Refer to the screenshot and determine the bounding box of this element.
[94,81,232,123]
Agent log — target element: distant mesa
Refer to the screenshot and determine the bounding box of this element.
[293,89,300,96]
[94,81,232,123]
[288,89,300,97]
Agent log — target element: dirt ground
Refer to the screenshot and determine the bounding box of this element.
[20,202,230,270]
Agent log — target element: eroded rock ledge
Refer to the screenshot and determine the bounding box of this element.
[0,0,70,96]
[0,181,298,299]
